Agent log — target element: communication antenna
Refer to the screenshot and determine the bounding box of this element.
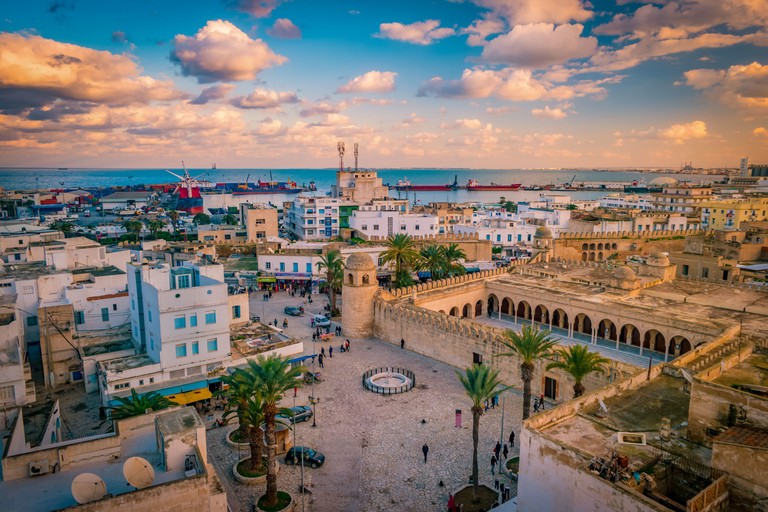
[337,141,345,172]
[72,473,107,504]
[123,457,155,489]
[354,143,359,172]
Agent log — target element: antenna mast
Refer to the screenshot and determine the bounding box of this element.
[354,143,359,172]
[337,141,345,172]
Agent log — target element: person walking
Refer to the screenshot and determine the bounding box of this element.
[503,443,509,460]
[321,347,325,357]
[401,338,405,349]
[422,443,429,463]
[318,353,324,368]
[312,332,316,342]
[345,339,350,351]
[311,318,314,328]
[494,442,501,461]
[329,346,333,358]
[509,430,515,447]
[491,455,497,475]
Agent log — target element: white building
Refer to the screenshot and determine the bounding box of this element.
[455,219,537,254]
[284,196,358,240]
[0,294,35,407]
[65,266,130,332]
[597,193,653,211]
[349,210,439,239]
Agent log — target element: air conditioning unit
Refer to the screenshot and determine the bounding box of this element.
[29,459,50,476]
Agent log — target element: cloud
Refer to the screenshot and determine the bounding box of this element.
[337,71,397,94]
[486,106,518,114]
[461,15,505,46]
[310,113,351,126]
[626,120,708,144]
[228,88,299,109]
[455,0,592,25]
[0,32,188,113]
[532,106,568,119]
[111,31,128,43]
[351,97,398,106]
[481,23,597,68]
[683,62,768,114]
[375,20,455,45]
[226,0,287,18]
[395,112,426,128]
[299,101,345,117]
[753,127,768,137]
[267,18,301,39]
[189,84,236,105]
[171,20,288,83]
[441,118,483,129]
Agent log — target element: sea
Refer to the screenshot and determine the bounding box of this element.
[0,167,718,207]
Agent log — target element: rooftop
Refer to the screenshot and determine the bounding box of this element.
[81,338,136,357]
[712,353,768,398]
[71,265,126,277]
[101,191,154,200]
[101,353,157,373]
[713,426,768,448]
[0,261,68,280]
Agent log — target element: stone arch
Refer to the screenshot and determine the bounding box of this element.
[588,252,596,261]
[348,273,354,284]
[501,297,513,315]
[438,310,446,315]
[362,274,370,284]
[671,335,691,356]
[575,313,592,335]
[612,243,618,250]
[450,306,459,317]
[552,308,568,329]
[582,243,588,251]
[598,251,604,260]
[534,304,549,324]
[678,337,691,354]
[597,319,617,341]
[620,324,641,346]
[589,243,596,250]
[598,243,604,251]
[582,252,588,261]
[475,300,483,317]
[517,300,531,320]
[487,294,498,314]
[644,330,665,353]
[463,303,472,318]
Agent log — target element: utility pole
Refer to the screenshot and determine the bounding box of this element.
[498,395,505,505]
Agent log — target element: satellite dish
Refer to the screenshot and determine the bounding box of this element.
[598,399,610,415]
[123,457,155,489]
[0,353,9,364]
[72,473,107,504]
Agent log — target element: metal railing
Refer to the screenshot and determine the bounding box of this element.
[362,367,416,395]
[647,443,725,481]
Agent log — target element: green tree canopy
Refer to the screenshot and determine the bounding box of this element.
[546,345,609,398]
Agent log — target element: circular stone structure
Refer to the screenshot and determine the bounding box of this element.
[341,252,378,338]
[646,252,670,267]
[363,367,415,394]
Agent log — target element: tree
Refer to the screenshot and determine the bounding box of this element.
[222,214,238,225]
[224,394,268,472]
[105,389,174,421]
[546,345,609,398]
[245,356,305,508]
[456,364,512,501]
[168,210,180,234]
[381,234,419,288]
[193,213,210,225]
[50,221,74,233]
[499,196,506,204]
[417,244,447,280]
[317,250,344,315]
[495,325,558,420]
[566,204,578,211]
[503,201,517,213]
[146,219,165,238]
[122,219,143,242]
[219,371,258,443]
[443,243,467,276]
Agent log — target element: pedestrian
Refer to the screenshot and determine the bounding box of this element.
[484,400,488,412]
[491,455,496,475]
[491,396,496,409]
[321,347,325,357]
[312,333,316,342]
[269,291,272,298]
[503,443,509,460]
[540,395,545,410]
[274,319,278,327]
[318,353,324,368]
[401,338,405,349]
[509,430,515,447]
[311,318,314,327]
[329,346,333,358]
[422,443,429,463]
[345,339,350,351]
[494,442,501,460]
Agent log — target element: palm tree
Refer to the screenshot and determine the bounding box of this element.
[456,364,512,501]
[317,249,343,315]
[443,243,467,276]
[246,355,305,508]
[106,389,174,421]
[546,345,609,398]
[222,214,238,225]
[168,210,179,235]
[219,371,258,442]
[418,244,447,280]
[566,204,578,211]
[224,394,269,472]
[381,234,419,288]
[193,213,210,225]
[51,221,74,234]
[495,325,559,420]
[146,219,165,238]
[122,219,143,242]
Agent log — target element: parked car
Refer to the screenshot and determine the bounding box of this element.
[277,405,313,423]
[312,314,331,327]
[284,306,303,316]
[284,447,325,468]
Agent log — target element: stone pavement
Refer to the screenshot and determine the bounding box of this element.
[206,289,522,512]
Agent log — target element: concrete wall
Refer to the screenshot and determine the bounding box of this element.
[688,378,768,445]
[711,443,768,512]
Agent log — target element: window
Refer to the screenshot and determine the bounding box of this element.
[280,262,285,271]
[112,303,117,311]
[192,341,199,354]
[682,265,689,276]
[473,352,483,364]
[178,275,190,288]
[497,235,501,242]
[527,234,532,242]
[174,316,186,329]
[176,344,187,357]
[23,285,34,294]
[101,308,109,322]
[319,209,324,214]
[307,219,313,225]
[362,225,368,230]
[149,377,154,384]
[205,312,216,324]
[373,225,379,231]
[508,235,512,242]
[132,299,135,310]
[306,263,312,273]
[150,338,154,351]
[232,305,241,319]
[207,339,218,352]
[14,253,20,261]
[148,310,152,322]
[702,267,709,279]
[401,225,406,231]
[415,225,420,230]
[190,314,197,327]
[518,234,522,242]
[265,262,271,270]
[486,235,491,240]
[114,382,131,390]
[293,263,299,272]
[74,311,84,325]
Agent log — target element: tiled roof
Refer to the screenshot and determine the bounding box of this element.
[713,426,768,448]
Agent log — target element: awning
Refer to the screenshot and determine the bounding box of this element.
[167,388,212,405]
[289,355,317,364]
[257,277,277,282]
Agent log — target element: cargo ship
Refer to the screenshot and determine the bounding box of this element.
[466,179,521,191]
[624,181,662,194]
[393,175,459,191]
[215,179,302,195]
[167,165,205,214]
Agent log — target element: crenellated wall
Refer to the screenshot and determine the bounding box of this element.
[558,229,708,239]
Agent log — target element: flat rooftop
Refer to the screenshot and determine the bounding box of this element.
[101,354,157,373]
[0,430,189,512]
[71,265,126,277]
[712,353,768,397]
[81,338,136,357]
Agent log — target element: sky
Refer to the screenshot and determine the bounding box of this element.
[1,0,768,169]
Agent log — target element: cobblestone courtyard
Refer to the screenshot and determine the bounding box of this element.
[207,290,523,512]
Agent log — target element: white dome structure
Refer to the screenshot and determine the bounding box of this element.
[649,177,679,187]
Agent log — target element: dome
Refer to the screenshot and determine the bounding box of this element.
[613,266,636,280]
[646,252,670,267]
[345,251,375,271]
[534,226,553,238]
[649,177,679,187]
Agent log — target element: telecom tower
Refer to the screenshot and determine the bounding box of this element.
[337,141,345,172]
[354,143,359,172]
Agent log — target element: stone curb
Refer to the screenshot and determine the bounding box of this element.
[254,493,296,512]
[233,458,280,485]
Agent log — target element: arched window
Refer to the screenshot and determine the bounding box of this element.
[362,274,370,284]
[348,274,354,285]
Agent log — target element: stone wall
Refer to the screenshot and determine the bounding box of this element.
[688,378,768,445]
[711,444,768,512]
[555,229,700,262]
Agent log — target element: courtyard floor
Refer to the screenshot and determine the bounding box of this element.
[206,289,523,512]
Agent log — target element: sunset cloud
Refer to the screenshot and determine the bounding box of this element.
[459,0,592,25]
[532,106,568,119]
[481,23,597,68]
[441,118,483,129]
[226,0,287,18]
[189,84,236,105]
[267,18,301,39]
[376,20,455,45]
[337,71,397,94]
[228,88,299,109]
[171,20,288,83]
[683,62,768,114]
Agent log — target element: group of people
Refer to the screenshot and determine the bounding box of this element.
[489,432,514,475]
[483,395,500,412]
[261,291,273,301]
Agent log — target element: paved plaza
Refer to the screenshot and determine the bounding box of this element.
[206,289,523,512]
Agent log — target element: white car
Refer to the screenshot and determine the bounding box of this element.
[312,314,331,328]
